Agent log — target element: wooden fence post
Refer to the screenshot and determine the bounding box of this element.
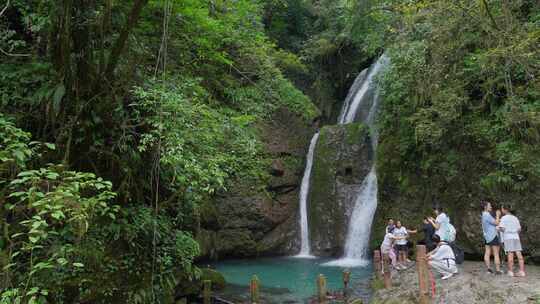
[343,269,351,302]
[374,250,382,279]
[317,274,327,304]
[382,253,392,288]
[416,245,430,304]
[342,269,351,289]
[250,275,260,304]
[203,280,212,304]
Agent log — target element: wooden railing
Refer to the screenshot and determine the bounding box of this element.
[373,244,433,304]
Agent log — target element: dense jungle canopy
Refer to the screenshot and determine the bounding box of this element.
[0,0,538,303]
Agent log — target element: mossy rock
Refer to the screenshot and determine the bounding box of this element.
[308,123,372,256]
[176,268,227,297]
[200,268,226,290]
[216,229,258,258]
[199,201,221,230]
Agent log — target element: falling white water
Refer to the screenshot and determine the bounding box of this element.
[339,55,388,125]
[295,132,320,258]
[324,167,378,267]
[337,69,368,124]
[324,54,387,267]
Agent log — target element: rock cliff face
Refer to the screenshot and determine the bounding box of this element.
[308,123,372,256]
[196,108,315,259]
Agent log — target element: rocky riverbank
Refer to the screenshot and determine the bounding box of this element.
[371,261,540,304]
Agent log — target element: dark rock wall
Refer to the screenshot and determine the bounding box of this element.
[196,108,315,259]
[308,123,372,256]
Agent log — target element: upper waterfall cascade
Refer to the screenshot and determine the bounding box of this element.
[338,56,388,125]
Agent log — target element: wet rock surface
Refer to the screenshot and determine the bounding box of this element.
[196,108,316,259]
[308,123,372,256]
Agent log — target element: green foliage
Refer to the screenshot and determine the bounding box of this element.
[373,0,540,194]
[0,115,34,170]
[133,77,268,202]
[1,0,319,301]
[2,164,117,303]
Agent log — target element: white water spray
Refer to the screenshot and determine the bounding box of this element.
[295,132,320,258]
[339,56,387,125]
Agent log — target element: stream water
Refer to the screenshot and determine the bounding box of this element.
[213,257,372,303]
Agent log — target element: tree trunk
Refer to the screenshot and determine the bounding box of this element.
[104,0,149,82]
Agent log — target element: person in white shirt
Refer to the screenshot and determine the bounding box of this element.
[428,234,458,280]
[380,226,399,272]
[428,206,450,241]
[498,205,526,277]
[392,221,410,269]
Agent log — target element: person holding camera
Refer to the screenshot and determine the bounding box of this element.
[481,201,502,275]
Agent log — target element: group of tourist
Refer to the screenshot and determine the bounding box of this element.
[379,203,525,280]
[481,201,526,277]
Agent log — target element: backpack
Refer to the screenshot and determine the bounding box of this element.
[450,243,464,264]
[442,243,464,265]
[445,223,456,243]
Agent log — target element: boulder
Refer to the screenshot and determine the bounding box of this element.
[175,268,227,300]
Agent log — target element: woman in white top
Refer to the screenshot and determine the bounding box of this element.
[427,234,458,280]
[428,206,450,240]
[498,205,526,277]
[392,221,416,269]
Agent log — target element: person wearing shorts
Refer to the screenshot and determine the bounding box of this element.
[499,205,526,277]
[481,201,502,274]
[392,221,409,270]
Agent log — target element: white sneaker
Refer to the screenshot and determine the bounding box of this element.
[441,273,453,280]
[507,271,514,277]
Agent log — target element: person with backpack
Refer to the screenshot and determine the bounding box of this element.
[428,206,455,242]
[498,205,526,277]
[481,201,502,275]
[427,234,458,280]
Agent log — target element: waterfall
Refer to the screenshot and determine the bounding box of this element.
[339,56,387,125]
[295,132,320,258]
[324,54,388,267]
[337,69,368,124]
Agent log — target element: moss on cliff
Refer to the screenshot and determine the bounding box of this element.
[308,123,372,255]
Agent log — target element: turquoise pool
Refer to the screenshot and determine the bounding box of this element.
[211,257,372,303]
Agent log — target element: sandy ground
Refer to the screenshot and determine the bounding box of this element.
[371,261,540,304]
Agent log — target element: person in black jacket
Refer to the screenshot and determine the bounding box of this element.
[419,217,436,251]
